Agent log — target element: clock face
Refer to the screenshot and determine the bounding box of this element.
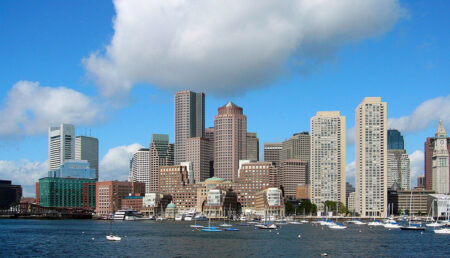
[440,139,445,146]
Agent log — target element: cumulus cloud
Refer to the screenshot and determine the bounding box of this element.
[84,0,405,99]
[0,159,48,197]
[409,150,424,188]
[0,81,102,137]
[388,95,450,133]
[99,143,143,181]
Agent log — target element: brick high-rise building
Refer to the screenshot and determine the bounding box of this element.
[174,90,205,165]
[214,102,247,182]
[425,121,450,193]
[95,181,145,215]
[246,132,259,162]
[186,137,213,183]
[310,111,346,211]
[355,97,387,217]
[280,159,308,200]
[149,134,174,192]
[264,143,282,167]
[280,132,310,162]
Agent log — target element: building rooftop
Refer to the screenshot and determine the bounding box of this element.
[205,177,225,182]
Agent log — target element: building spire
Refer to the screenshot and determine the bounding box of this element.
[435,120,447,138]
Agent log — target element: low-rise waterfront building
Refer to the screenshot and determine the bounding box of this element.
[0,180,22,209]
[38,177,96,208]
[203,188,238,218]
[254,188,284,218]
[428,194,450,218]
[388,187,435,216]
[95,181,145,216]
[121,195,144,211]
[141,192,172,217]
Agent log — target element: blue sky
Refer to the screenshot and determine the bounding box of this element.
[0,0,449,196]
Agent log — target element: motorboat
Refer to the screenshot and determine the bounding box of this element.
[194,214,208,221]
[367,220,384,227]
[300,220,309,223]
[400,223,426,231]
[434,228,450,234]
[288,221,302,225]
[255,223,277,229]
[329,223,347,229]
[426,221,442,227]
[106,234,121,241]
[384,222,402,229]
[175,214,185,221]
[113,209,143,220]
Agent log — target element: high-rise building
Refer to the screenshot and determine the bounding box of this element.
[264,143,282,167]
[280,132,310,162]
[310,111,346,211]
[424,121,450,192]
[346,182,355,208]
[48,124,75,170]
[355,97,387,217]
[130,148,150,192]
[280,159,308,200]
[387,149,410,190]
[49,160,96,179]
[205,127,215,178]
[246,132,259,162]
[214,102,247,182]
[174,90,205,165]
[431,121,449,194]
[387,129,404,150]
[149,134,174,192]
[75,136,99,179]
[417,174,425,188]
[186,137,213,183]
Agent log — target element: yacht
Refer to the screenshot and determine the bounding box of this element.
[255,223,277,229]
[329,223,347,229]
[106,234,121,241]
[175,214,185,221]
[434,227,450,234]
[383,222,402,229]
[113,209,143,220]
[367,220,384,227]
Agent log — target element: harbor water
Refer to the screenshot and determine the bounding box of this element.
[1,219,449,257]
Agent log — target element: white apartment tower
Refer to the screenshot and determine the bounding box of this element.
[355,97,387,217]
[75,136,99,179]
[130,148,150,192]
[48,124,75,170]
[310,111,346,211]
[387,150,410,190]
[174,90,205,165]
[432,121,449,194]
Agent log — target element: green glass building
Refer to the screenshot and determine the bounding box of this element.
[39,177,96,208]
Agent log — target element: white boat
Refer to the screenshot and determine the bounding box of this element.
[300,220,308,223]
[184,214,194,221]
[106,234,121,241]
[434,228,450,234]
[329,224,347,229]
[114,209,143,220]
[426,222,442,227]
[190,224,204,228]
[383,222,401,229]
[368,220,384,226]
[288,221,302,225]
[255,223,277,229]
[175,214,185,221]
[113,210,127,220]
[156,216,166,221]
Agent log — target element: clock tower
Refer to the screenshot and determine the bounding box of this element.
[432,121,449,194]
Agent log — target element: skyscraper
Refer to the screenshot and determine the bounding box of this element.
[280,132,310,162]
[264,143,282,167]
[424,121,450,191]
[149,134,174,192]
[130,148,150,192]
[186,137,213,183]
[310,111,346,210]
[355,97,387,217]
[214,102,247,182]
[246,132,259,162]
[75,136,99,179]
[48,124,75,170]
[387,129,404,150]
[431,121,449,194]
[174,90,205,165]
[387,129,410,190]
[280,159,308,200]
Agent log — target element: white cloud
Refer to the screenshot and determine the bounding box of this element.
[99,143,143,181]
[388,95,450,133]
[346,160,356,185]
[409,150,424,188]
[0,81,102,137]
[84,0,405,99]
[0,159,48,197]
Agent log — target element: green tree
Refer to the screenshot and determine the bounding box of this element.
[298,200,317,216]
[323,201,348,215]
[285,201,295,215]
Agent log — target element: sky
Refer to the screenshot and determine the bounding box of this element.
[0,0,449,197]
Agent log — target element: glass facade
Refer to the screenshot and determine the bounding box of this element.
[387,129,404,150]
[38,177,96,208]
[48,160,96,179]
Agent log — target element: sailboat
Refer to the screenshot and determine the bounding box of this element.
[219,206,232,227]
[434,207,450,234]
[190,213,204,228]
[106,199,122,241]
[400,191,425,231]
[202,216,222,232]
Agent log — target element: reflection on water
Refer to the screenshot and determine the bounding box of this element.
[1,220,449,257]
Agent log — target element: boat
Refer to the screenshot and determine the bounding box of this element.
[400,191,426,231]
[195,213,208,221]
[426,200,442,227]
[202,217,222,232]
[236,222,249,226]
[175,214,185,221]
[367,220,384,227]
[383,222,402,229]
[288,221,302,225]
[434,228,450,234]
[190,213,204,228]
[329,223,347,229]
[106,234,121,241]
[113,209,143,220]
[224,227,240,231]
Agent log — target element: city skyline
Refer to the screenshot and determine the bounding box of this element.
[0,0,449,197]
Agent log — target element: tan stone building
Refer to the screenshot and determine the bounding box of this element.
[296,184,310,200]
[186,137,213,183]
[246,132,259,162]
[310,111,346,211]
[280,159,308,200]
[388,188,435,216]
[264,143,282,167]
[214,102,247,182]
[255,188,285,218]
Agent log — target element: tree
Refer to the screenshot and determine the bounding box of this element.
[298,200,317,216]
[284,201,295,215]
[323,201,348,215]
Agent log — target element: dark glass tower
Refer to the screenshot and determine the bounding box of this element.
[387,129,404,150]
